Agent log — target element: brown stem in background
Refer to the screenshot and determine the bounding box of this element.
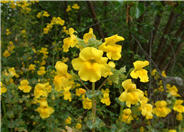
[87,1,104,40]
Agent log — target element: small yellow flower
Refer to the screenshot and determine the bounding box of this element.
[140,102,153,120]
[6,29,11,35]
[43,11,50,17]
[65,116,72,124]
[82,95,92,109]
[161,70,167,77]
[173,100,184,113]
[83,28,96,43]
[168,129,176,132]
[176,112,183,121]
[29,64,36,71]
[18,80,32,93]
[119,79,144,107]
[72,4,80,10]
[3,50,11,58]
[8,67,19,78]
[153,100,171,117]
[100,89,111,106]
[121,108,133,124]
[167,85,180,97]
[0,82,7,95]
[66,5,71,12]
[76,88,86,96]
[130,60,149,82]
[72,47,111,82]
[75,123,82,129]
[37,66,46,76]
[63,87,72,102]
[34,82,52,98]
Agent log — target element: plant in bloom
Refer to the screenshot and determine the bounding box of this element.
[0,82,7,95]
[119,79,144,107]
[173,100,184,113]
[76,88,86,96]
[120,108,133,124]
[100,89,111,106]
[153,100,171,117]
[99,35,125,60]
[65,116,72,124]
[82,95,92,110]
[28,64,36,71]
[34,82,52,99]
[18,80,32,93]
[130,60,149,82]
[37,66,46,76]
[72,47,111,82]
[72,4,80,10]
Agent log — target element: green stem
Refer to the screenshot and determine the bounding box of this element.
[92,82,96,132]
[2,101,8,131]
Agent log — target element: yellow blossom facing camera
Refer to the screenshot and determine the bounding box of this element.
[72,47,111,82]
[3,50,11,58]
[121,108,133,124]
[72,4,80,10]
[140,102,153,120]
[119,79,144,107]
[153,100,171,117]
[167,85,180,97]
[83,28,96,43]
[29,64,36,71]
[130,60,149,82]
[99,34,124,60]
[65,116,72,124]
[76,88,86,96]
[75,123,82,129]
[34,82,52,98]
[37,66,46,76]
[173,100,184,113]
[0,82,7,95]
[18,80,32,93]
[100,89,111,106]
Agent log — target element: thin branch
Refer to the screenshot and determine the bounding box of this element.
[79,79,89,90]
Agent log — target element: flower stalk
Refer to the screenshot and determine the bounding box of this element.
[92,82,96,132]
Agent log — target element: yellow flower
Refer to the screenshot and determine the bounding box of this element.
[66,5,71,12]
[63,87,72,102]
[161,70,167,77]
[83,28,96,43]
[28,64,36,71]
[63,28,78,52]
[75,123,82,129]
[62,26,69,34]
[40,60,46,66]
[167,85,180,97]
[99,34,124,60]
[36,104,54,119]
[168,130,176,132]
[121,108,133,124]
[6,29,11,35]
[3,50,11,58]
[72,4,80,9]
[72,47,111,82]
[43,11,50,17]
[65,116,72,124]
[0,82,7,95]
[100,89,111,106]
[21,29,26,34]
[173,100,184,113]
[18,80,32,93]
[151,69,157,76]
[176,113,183,121]
[36,12,41,18]
[130,60,149,82]
[55,61,71,78]
[37,66,46,76]
[8,67,19,78]
[119,79,144,107]
[153,100,171,117]
[76,88,86,96]
[34,82,52,98]
[39,47,48,55]
[140,103,153,120]
[82,95,92,109]
[51,17,65,26]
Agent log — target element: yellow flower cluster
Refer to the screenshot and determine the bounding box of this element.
[82,95,92,109]
[43,17,65,34]
[166,84,180,97]
[34,82,52,99]
[37,66,46,76]
[3,41,15,58]
[100,89,111,106]
[29,64,36,71]
[120,108,134,124]
[173,100,184,121]
[139,97,153,119]
[35,98,54,119]
[153,100,171,117]
[37,11,50,18]
[0,82,7,95]
[76,88,86,96]
[18,80,32,93]
[54,61,73,101]
[66,3,80,12]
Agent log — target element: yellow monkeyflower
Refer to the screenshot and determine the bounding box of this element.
[72,47,111,82]
[36,100,54,119]
[120,108,133,124]
[75,123,82,129]
[130,60,149,82]
[3,50,11,58]
[119,79,144,107]
[0,82,7,95]
[39,47,48,55]
[168,130,176,132]
[29,64,36,71]
[65,116,72,124]
[18,80,32,93]
[34,82,52,98]
[176,113,183,121]
[173,100,184,113]
[167,85,180,97]
[161,70,167,77]
[63,87,72,102]
[63,28,78,52]
[140,103,153,120]
[8,67,19,78]
[43,11,50,17]
[76,88,86,96]
[153,100,171,117]
[6,29,11,35]
[82,95,92,110]
[99,34,124,60]
[37,66,46,76]
[55,61,72,78]
[83,28,96,43]
[72,4,80,9]
[66,5,71,12]
[100,89,111,106]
